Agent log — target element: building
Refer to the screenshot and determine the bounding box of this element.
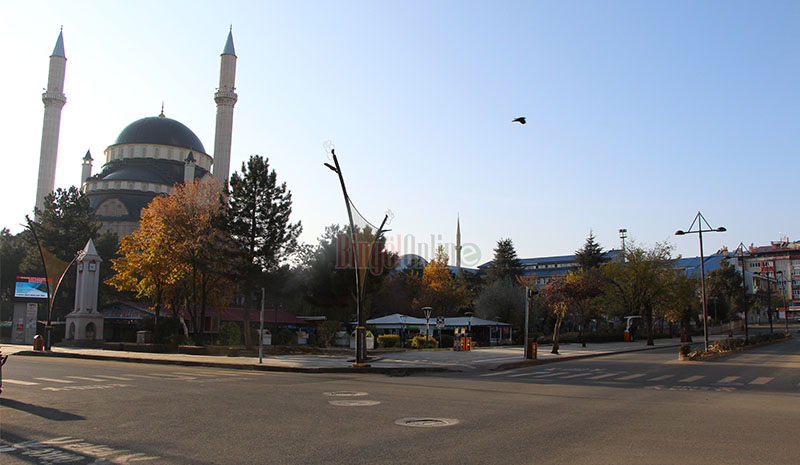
[35,29,239,237]
[728,239,800,318]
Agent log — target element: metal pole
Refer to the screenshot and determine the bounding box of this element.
[739,245,749,343]
[698,229,709,351]
[259,288,264,364]
[524,286,530,359]
[767,275,773,334]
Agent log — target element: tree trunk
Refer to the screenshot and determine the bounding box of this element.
[552,314,563,354]
[644,302,654,346]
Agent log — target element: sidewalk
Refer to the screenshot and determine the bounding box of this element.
[1,337,686,374]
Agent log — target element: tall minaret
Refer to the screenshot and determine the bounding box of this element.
[212,28,238,185]
[80,150,93,187]
[456,216,462,274]
[35,29,67,216]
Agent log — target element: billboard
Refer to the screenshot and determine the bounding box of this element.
[14,276,50,299]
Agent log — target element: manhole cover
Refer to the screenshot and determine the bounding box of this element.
[394,418,459,428]
[323,391,368,397]
[329,400,381,407]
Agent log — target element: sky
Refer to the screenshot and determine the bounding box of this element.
[1,0,798,268]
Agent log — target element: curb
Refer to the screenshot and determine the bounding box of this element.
[493,343,682,371]
[10,350,451,376]
[680,335,793,362]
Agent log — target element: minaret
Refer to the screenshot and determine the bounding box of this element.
[35,29,67,216]
[212,28,238,185]
[456,216,462,274]
[81,150,93,187]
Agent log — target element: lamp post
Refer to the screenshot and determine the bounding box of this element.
[259,288,265,364]
[777,271,788,333]
[735,243,750,343]
[675,212,726,352]
[422,307,432,340]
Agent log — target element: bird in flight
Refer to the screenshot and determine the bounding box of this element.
[512,117,526,125]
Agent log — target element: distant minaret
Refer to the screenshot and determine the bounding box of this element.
[184,151,196,183]
[35,29,67,216]
[81,150,93,186]
[456,216,462,273]
[212,28,238,184]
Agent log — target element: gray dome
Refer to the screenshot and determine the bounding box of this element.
[113,116,206,153]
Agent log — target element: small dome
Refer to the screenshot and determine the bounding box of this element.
[113,116,206,153]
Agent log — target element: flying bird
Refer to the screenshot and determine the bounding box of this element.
[512,117,526,125]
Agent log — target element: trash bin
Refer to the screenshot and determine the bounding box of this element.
[33,335,44,351]
[526,341,538,360]
[624,330,631,342]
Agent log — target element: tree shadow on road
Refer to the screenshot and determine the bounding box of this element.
[0,398,85,421]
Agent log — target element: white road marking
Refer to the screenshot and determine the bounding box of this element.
[648,375,674,382]
[679,375,704,383]
[588,373,619,380]
[148,373,196,379]
[479,371,507,377]
[617,374,647,381]
[717,376,740,384]
[66,376,106,382]
[34,377,75,384]
[125,374,162,379]
[470,356,524,363]
[2,379,39,385]
[749,377,774,385]
[561,373,592,379]
[530,372,565,378]
[95,375,133,381]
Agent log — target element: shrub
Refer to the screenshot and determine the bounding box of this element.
[218,322,241,346]
[274,328,297,346]
[410,335,438,349]
[377,334,400,348]
[679,343,692,356]
[311,321,341,348]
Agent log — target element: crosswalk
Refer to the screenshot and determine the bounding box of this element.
[478,368,780,389]
[2,368,267,389]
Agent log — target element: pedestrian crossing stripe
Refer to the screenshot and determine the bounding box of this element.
[561,373,592,379]
[479,371,507,377]
[716,376,740,384]
[34,377,74,384]
[648,375,673,381]
[749,377,774,385]
[617,374,646,381]
[95,375,133,381]
[678,376,704,383]
[67,376,106,382]
[588,373,619,380]
[2,379,39,385]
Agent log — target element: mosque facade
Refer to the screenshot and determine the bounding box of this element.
[34,30,238,237]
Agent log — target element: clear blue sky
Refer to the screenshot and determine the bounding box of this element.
[2,1,797,266]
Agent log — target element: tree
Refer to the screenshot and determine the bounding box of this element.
[540,276,570,354]
[228,155,302,273]
[706,259,744,322]
[487,238,523,282]
[601,242,676,345]
[0,229,27,304]
[562,270,603,347]
[22,187,118,320]
[416,246,471,317]
[660,271,699,340]
[574,231,608,271]
[474,278,524,326]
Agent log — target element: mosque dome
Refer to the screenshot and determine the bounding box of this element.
[112,116,206,153]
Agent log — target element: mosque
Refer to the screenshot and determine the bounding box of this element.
[34,29,239,237]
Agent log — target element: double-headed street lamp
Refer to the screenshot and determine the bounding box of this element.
[675,212,726,352]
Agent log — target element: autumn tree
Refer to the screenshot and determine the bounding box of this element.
[705,259,744,322]
[601,242,676,345]
[487,238,524,282]
[563,270,603,347]
[474,278,524,326]
[659,271,699,340]
[540,276,569,354]
[416,246,471,317]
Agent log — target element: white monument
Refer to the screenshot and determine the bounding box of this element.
[65,239,104,343]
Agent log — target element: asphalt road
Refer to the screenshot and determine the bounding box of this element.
[2,338,798,464]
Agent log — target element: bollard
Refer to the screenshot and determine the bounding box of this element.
[33,335,44,351]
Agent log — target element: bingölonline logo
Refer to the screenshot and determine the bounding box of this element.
[336,233,398,275]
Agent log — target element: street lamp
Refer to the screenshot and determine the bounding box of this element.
[675,211,726,352]
[422,307,432,340]
[735,242,751,343]
[777,271,788,333]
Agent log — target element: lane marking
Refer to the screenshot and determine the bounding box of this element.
[617,374,647,381]
[749,377,774,385]
[648,375,674,382]
[34,377,75,384]
[2,379,39,385]
[66,376,106,382]
[95,375,133,381]
[679,375,704,383]
[717,376,740,384]
[588,373,619,380]
[479,371,507,377]
[561,373,592,379]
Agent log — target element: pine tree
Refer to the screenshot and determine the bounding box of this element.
[228,155,302,273]
[574,231,607,271]
[488,238,524,282]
